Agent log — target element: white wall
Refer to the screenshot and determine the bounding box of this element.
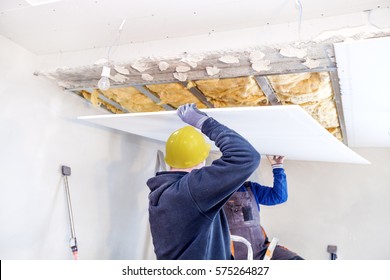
[250,148,390,260]
[0,35,161,260]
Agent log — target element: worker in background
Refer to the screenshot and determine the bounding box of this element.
[146,103,260,259]
[224,155,304,260]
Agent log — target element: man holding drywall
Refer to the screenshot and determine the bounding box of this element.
[146,103,260,259]
[224,155,304,260]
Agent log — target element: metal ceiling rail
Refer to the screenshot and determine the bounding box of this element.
[62,67,338,92]
[329,70,348,146]
[181,82,214,108]
[133,85,175,111]
[254,76,281,105]
[76,89,130,113]
[262,66,337,76]
[64,79,180,92]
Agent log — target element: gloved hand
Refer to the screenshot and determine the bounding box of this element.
[266,155,285,165]
[177,103,209,130]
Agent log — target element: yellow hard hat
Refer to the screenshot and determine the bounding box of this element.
[165,126,211,169]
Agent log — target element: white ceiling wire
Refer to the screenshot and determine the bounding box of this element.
[105,19,127,64]
[294,0,303,39]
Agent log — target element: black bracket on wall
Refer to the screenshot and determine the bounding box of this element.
[327,245,338,260]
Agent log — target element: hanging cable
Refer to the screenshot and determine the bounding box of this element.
[294,0,303,40]
[98,18,127,91]
[106,18,127,63]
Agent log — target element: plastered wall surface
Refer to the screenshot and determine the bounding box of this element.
[0,35,159,260]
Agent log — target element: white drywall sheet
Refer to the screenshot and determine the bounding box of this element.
[78,105,369,164]
[334,36,390,147]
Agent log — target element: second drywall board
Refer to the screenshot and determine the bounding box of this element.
[334,36,390,147]
[78,105,369,164]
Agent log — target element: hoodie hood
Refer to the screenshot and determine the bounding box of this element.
[147,171,188,206]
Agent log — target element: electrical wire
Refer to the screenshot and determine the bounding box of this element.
[105,18,127,63]
[294,0,303,40]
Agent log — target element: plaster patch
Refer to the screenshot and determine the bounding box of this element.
[114,65,130,75]
[251,60,271,72]
[131,61,149,72]
[249,50,265,62]
[176,66,191,73]
[158,61,170,71]
[184,61,197,68]
[181,55,204,68]
[142,73,154,81]
[279,46,307,58]
[303,59,320,69]
[110,73,128,83]
[173,72,188,81]
[206,66,221,76]
[180,59,197,68]
[182,55,204,63]
[218,55,239,64]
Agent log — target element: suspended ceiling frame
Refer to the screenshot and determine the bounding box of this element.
[74,68,348,146]
[37,37,370,146]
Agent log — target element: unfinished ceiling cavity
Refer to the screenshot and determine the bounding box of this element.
[79,71,343,142]
[42,34,387,146]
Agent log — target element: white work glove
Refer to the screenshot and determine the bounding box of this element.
[177,103,209,130]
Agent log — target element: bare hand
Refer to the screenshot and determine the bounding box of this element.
[266,155,285,165]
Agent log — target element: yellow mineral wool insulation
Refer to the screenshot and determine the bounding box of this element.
[99,87,165,113]
[268,72,333,104]
[327,127,343,141]
[300,97,340,128]
[146,83,206,109]
[81,90,123,114]
[193,77,268,107]
[102,103,124,114]
[90,90,101,106]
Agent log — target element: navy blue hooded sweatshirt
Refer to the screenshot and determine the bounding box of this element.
[146,117,260,260]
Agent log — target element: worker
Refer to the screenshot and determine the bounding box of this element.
[224,155,304,260]
[146,103,260,260]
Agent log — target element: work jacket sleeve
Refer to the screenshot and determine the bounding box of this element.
[185,117,260,218]
[250,168,288,206]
